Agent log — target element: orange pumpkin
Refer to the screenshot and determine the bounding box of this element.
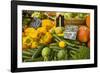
[86,15,90,28]
[78,26,90,42]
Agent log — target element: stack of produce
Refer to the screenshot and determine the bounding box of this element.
[22,11,90,62]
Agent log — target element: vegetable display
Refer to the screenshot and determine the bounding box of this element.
[22,11,90,62]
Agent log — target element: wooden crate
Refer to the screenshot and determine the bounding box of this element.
[64,18,86,26]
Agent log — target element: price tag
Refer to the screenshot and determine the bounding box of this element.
[64,32,77,40]
[64,25,78,40]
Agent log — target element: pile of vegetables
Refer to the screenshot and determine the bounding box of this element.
[22,11,90,62]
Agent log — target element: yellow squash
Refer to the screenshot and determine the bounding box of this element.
[59,41,66,48]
